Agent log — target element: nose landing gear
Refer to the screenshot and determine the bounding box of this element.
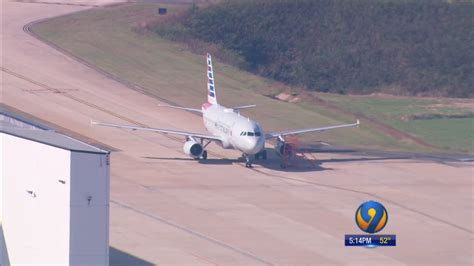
[242,153,253,168]
[242,149,267,168]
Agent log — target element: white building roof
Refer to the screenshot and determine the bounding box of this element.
[1,127,108,154]
[0,108,49,130]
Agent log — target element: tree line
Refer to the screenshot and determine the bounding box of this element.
[152,0,473,98]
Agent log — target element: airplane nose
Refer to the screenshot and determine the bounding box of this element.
[247,138,257,150]
[248,137,264,154]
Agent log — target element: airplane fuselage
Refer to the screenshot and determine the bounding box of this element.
[202,103,265,155]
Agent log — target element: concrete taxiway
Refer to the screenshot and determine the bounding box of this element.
[2,1,473,265]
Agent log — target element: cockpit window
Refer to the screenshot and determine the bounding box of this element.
[240,131,261,137]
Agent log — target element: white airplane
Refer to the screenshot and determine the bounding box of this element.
[92,53,359,168]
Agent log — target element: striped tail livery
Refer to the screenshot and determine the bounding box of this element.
[207,53,218,105]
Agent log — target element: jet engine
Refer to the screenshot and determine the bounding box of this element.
[183,140,204,159]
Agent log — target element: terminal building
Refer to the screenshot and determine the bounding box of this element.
[1,110,110,265]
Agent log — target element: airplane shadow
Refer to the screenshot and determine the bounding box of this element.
[255,158,330,172]
[143,156,238,165]
[142,147,411,173]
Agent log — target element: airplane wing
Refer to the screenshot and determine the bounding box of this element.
[265,120,360,140]
[91,121,222,141]
[157,104,202,113]
[232,104,256,110]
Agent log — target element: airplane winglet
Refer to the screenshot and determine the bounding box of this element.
[356,119,360,126]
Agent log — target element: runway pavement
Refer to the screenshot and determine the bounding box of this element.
[1,1,473,265]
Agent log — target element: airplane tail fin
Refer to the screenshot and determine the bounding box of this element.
[206,53,218,105]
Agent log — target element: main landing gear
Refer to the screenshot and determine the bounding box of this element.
[200,139,211,160]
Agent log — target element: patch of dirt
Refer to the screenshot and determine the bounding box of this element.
[275,92,300,103]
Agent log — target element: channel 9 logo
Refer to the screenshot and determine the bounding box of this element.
[345,200,396,247]
[355,200,388,234]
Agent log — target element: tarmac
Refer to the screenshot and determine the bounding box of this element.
[1,1,473,265]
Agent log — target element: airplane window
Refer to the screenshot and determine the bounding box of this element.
[247,132,255,136]
[255,132,262,136]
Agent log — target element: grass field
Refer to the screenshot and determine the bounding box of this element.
[32,3,473,155]
[317,93,474,153]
